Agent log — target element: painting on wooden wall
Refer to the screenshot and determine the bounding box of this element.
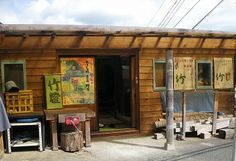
[60,57,95,105]
[45,74,63,109]
[174,57,195,90]
[214,58,233,89]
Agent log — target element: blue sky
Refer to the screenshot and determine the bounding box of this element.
[0,0,236,32]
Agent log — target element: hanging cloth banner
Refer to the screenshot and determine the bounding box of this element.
[174,57,195,90]
[214,58,233,89]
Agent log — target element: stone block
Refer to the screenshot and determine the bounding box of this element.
[219,129,234,139]
[199,132,211,139]
[154,133,165,140]
[228,118,235,129]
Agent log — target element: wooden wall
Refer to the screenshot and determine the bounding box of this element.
[139,48,235,133]
[0,34,235,134]
[0,50,57,111]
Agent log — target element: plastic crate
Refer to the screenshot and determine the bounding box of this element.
[5,90,33,114]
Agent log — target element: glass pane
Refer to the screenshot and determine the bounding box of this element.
[197,63,211,86]
[4,64,24,90]
[155,62,166,88]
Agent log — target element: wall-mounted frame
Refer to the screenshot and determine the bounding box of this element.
[44,74,63,109]
[196,60,213,89]
[60,57,95,105]
[1,60,27,92]
[153,60,166,91]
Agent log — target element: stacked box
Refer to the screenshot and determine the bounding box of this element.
[5,90,33,113]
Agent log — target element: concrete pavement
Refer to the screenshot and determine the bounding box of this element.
[1,135,234,161]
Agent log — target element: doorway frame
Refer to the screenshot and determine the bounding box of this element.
[57,49,140,132]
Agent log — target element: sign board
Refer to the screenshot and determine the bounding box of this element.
[174,57,195,90]
[214,58,233,89]
[60,57,95,105]
[45,74,63,109]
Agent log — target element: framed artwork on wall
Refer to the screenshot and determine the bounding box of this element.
[44,74,63,109]
[60,57,95,105]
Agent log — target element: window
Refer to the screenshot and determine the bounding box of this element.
[1,60,26,92]
[196,60,212,89]
[153,60,166,90]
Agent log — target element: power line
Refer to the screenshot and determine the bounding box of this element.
[163,0,186,28]
[147,0,166,26]
[158,0,178,27]
[173,0,201,28]
[192,0,224,29]
[160,0,183,27]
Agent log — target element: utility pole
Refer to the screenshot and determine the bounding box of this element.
[232,85,236,161]
[165,49,175,150]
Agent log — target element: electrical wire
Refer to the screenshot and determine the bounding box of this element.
[173,0,201,28]
[158,0,179,27]
[163,0,186,28]
[160,0,183,27]
[192,0,224,29]
[147,0,166,26]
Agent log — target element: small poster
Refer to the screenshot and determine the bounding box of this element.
[45,74,63,109]
[214,58,233,89]
[60,57,95,105]
[174,57,195,90]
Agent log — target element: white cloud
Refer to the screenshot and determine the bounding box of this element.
[0,0,236,32]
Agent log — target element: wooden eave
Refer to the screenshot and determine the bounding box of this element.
[1,24,236,50]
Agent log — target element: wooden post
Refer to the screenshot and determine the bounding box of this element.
[232,85,236,161]
[181,92,186,140]
[85,119,91,147]
[212,91,218,135]
[50,120,58,151]
[164,49,175,150]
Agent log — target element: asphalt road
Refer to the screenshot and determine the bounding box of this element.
[162,143,233,161]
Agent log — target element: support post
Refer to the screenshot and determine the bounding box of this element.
[50,120,58,151]
[232,85,236,161]
[85,119,91,147]
[181,92,186,140]
[164,49,175,150]
[212,91,218,135]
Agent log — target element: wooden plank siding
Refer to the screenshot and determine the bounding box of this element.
[0,27,235,134]
[139,48,235,133]
[0,50,57,111]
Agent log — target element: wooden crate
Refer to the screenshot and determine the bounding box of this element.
[5,90,33,113]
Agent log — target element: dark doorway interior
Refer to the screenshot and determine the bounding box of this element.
[96,56,132,131]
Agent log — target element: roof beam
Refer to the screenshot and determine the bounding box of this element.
[168,37,175,49]
[218,38,225,49]
[102,35,113,48]
[139,37,145,48]
[196,38,206,49]
[176,37,184,48]
[129,36,136,48]
[17,33,27,49]
[155,37,161,48]
[46,32,56,48]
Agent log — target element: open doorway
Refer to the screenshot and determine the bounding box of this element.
[96,56,135,131]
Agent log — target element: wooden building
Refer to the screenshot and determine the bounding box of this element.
[0,24,235,135]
